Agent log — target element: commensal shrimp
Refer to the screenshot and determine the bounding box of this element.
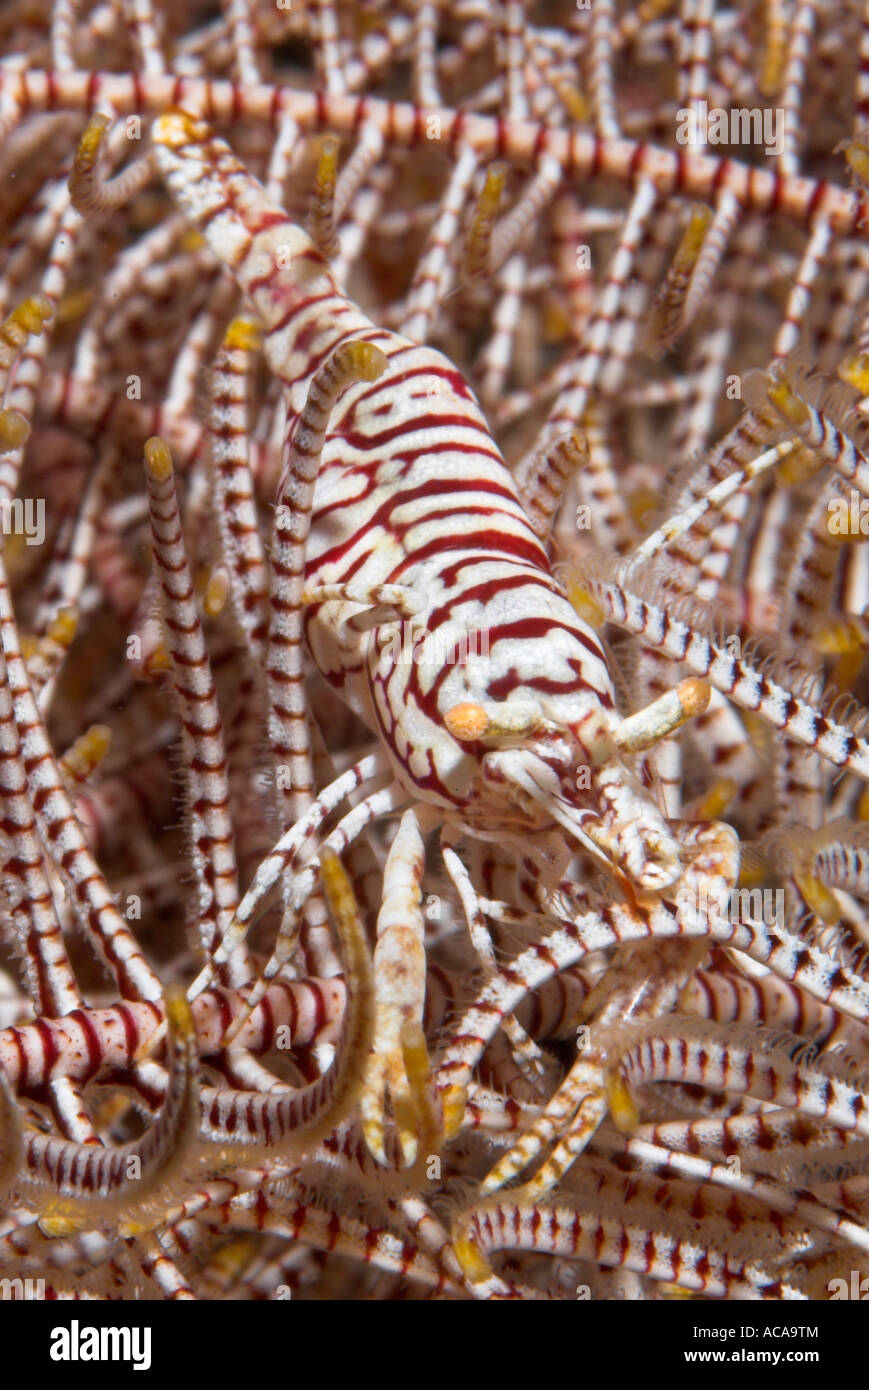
[149,111,869,1253]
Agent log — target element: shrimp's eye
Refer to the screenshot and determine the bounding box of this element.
[444,700,544,742]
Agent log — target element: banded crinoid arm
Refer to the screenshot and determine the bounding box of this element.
[0,618,79,1018]
[0,978,345,1095]
[208,318,269,662]
[143,435,244,981]
[5,986,200,1238]
[450,1173,814,1300]
[610,1016,869,1132]
[575,567,869,784]
[436,820,869,1130]
[0,530,161,1003]
[269,340,388,821]
[589,1124,869,1257]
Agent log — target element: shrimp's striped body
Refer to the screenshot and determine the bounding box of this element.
[154,109,680,891]
[150,110,723,1189]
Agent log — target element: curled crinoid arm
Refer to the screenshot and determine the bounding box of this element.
[841,125,869,195]
[479,1051,610,1195]
[12,984,200,1238]
[58,721,111,789]
[609,1017,869,1149]
[476,847,732,1199]
[362,808,441,1169]
[217,781,406,1045]
[186,750,388,1002]
[440,831,545,1092]
[592,1123,869,1256]
[0,635,79,1017]
[0,294,53,448]
[68,111,154,216]
[646,203,713,356]
[23,606,77,696]
[201,846,375,1153]
[450,1186,804,1300]
[0,543,161,1005]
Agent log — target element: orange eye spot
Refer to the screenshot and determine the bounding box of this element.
[444,702,489,740]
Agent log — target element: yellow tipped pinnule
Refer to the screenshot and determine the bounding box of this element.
[204,567,230,617]
[838,349,869,395]
[319,844,356,923]
[144,435,173,482]
[48,607,78,649]
[606,1069,639,1134]
[793,870,841,926]
[463,162,508,281]
[678,204,713,262]
[56,288,94,325]
[453,1233,495,1285]
[314,134,340,185]
[38,1200,86,1239]
[62,723,112,781]
[224,318,262,353]
[399,1021,442,1155]
[758,0,788,97]
[152,107,210,149]
[475,163,507,219]
[72,112,109,172]
[144,641,172,676]
[690,777,737,821]
[542,297,572,344]
[766,374,811,427]
[0,294,53,370]
[6,294,53,340]
[339,340,388,382]
[441,1084,467,1139]
[646,204,711,352]
[565,576,606,629]
[775,443,820,488]
[553,79,590,123]
[164,982,196,1038]
[0,409,29,449]
[843,134,869,192]
[627,483,658,527]
[309,136,340,257]
[180,229,207,253]
[812,615,869,656]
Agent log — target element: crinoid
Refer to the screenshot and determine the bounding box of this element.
[0,0,868,1303]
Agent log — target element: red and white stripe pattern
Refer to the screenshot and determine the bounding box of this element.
[152,109,683,895]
